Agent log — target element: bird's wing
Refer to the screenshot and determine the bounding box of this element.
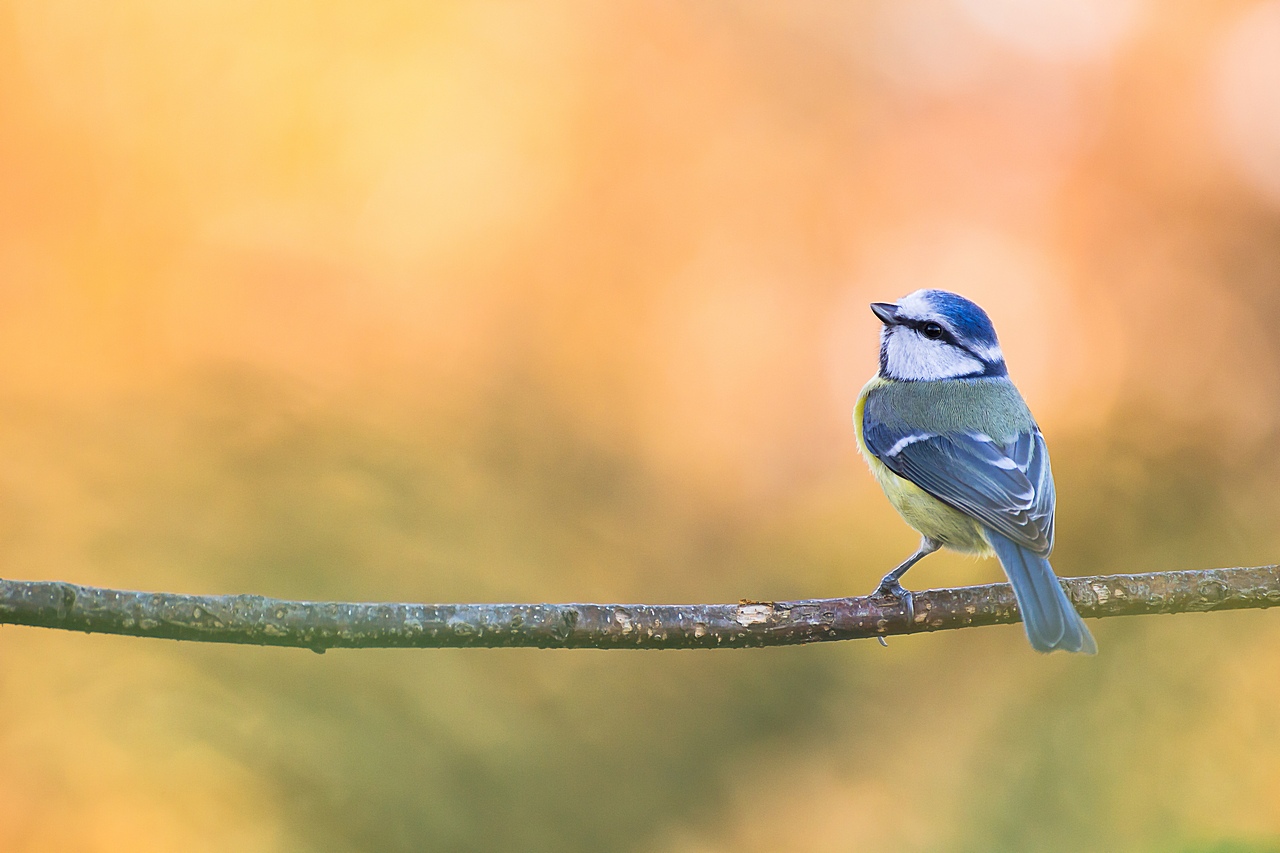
[863,421,1056,555]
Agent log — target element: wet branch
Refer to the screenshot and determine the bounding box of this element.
[0,565,1275,651]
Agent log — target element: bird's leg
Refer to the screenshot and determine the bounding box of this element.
[874,537,940,599]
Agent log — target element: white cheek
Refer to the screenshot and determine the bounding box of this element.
[884,330,983,380]
[972,342,1004,362]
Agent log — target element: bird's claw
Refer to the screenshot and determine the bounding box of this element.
[873,579,909,599]
[871,579,915,623]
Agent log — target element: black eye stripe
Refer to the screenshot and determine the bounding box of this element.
[901,318,953,342]
[900,319,990,362]
[879,314,1010,379]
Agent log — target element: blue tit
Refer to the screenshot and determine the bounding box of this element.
[853,289,1095,654]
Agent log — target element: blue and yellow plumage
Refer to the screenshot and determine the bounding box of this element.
[854,289,1095,654]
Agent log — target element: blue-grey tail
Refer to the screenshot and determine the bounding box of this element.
[987,532,1097,654]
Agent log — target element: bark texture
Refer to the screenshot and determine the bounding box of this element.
[0,566,1276,651]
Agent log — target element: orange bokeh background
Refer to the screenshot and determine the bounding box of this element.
[2,2,1280,851]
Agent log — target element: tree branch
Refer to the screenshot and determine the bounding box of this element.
[0,566,1276,651]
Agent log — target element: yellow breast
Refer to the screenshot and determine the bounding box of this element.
[854,376,993,556]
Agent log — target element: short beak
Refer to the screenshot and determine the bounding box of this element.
[870,302,900,325]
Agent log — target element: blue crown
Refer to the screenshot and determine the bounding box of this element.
[918,290,1000,348]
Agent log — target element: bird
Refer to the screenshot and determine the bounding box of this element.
[853,288,1095,654]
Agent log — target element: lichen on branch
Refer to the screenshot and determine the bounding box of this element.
[0,566,1275,651]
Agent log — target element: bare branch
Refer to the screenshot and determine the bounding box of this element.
[0,566,1276,651]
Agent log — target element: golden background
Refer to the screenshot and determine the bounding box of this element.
[1,2,1279,850]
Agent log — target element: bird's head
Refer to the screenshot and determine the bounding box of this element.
[870,289,1007,381]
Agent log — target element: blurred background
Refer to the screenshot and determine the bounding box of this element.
[1,1,1279,850]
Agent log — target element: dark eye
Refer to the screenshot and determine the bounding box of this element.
[921,322,945,340]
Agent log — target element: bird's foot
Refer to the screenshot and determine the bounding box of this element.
[873,578,909,599]
[870,579,915,623]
